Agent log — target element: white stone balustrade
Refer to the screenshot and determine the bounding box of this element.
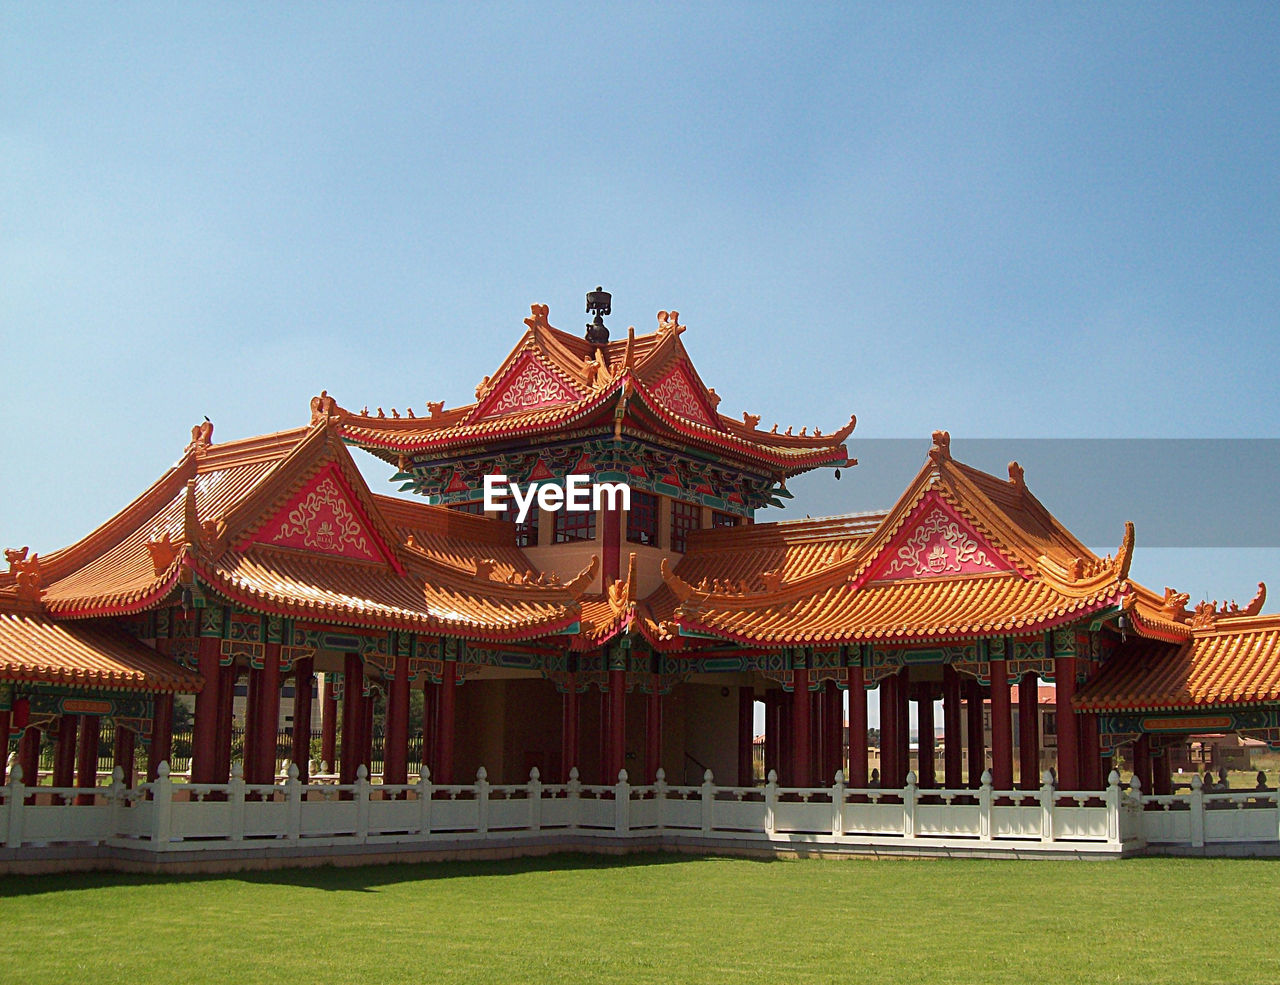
[8,759,1271,865]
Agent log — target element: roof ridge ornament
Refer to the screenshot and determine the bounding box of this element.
[146,532,179,576]
[525,303,552,332]
[5,546,30,574]
[1008,461,1025,488]
[1197,582,1268,624]
[186,418,214,456]
[11,551,44,603]
[656,310,684,337]
[309,392,344,427]
[929,430,951,464]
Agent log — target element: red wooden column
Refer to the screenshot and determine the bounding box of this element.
[243,661,261,778]
[383,656,410,787]
[602,502,621,587]
[75,715,101,803]
[608,668,626,782]
[989,657,1013,790]
[897,666,910,783]
[253,642,282,784]
[847,668,868,788]
[879,672,898,788]
[113,727,136,788]
[214,666,237,783]
[321,675,338,771]
[560,675,579,783]
[916,685,936,788]
[1132,735,1152,793]
[148,693,173,782]
[1152,742,1173,796]
[942,665,963,789]
[436,655,457,784]
[1079,711,1102,789]
[965,678,985,787]
[340,653,364,785]
[598,687,611,784]
[53,714,78,789]
[737,685,754,787]
[361,690,375,776]
[646,680,663,784]
[791,668,812,787]
[824,681,842,784]
[0,705,10,785]
[1018,672,1040,789]
[290,658,314,784]
[1055,654,1080,790]
[191,635,223,783]
[18,724,41,789]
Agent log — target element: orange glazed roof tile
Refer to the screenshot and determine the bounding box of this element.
[329,305,856,477]
[14,421,590,643]
[1076,615,1280,713]
[0,611,203,693]
[648,434,1134,649]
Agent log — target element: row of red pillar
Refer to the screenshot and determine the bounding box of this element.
[0,691,174,794]
[757,656,1108,791]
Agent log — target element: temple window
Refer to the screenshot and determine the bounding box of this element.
[670,499,700,553]
[627,492,659,546]
[554,505,596,543]
[1043,712,1057,736]
[451,501,485,515]
[494,502,539,548]
[711,510,739,529]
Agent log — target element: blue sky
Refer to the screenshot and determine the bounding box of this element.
[3,3,1278,609]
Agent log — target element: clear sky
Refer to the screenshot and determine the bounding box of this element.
[3,4,1278,613]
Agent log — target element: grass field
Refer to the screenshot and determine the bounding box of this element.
[2,853,1278,984]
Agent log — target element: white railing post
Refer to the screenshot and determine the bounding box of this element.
[528,767,542,832]
[152,761,174,848]
[653,767,668,831]
[902,771,918,839]
[1039,769,1056,843]
[1189,774,1205,849]
[5,764,25,849]
[614,769,631,835]
[824,767,844,839]
[978,769,993,841]
[286,763,302,844]
[416,766,433,835]
[567,767,581,832]
[229,762,246,842]
[355,764,370,842]
[476,766,490,836]
[700,769,715,834]
[108,767,125,840]
[765,769,778,836]
[1105,769,1122,844]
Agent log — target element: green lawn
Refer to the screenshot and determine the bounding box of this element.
[1,854,1277,984]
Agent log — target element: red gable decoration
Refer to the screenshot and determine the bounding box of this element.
[650,362,720,429]
[255,466,383,563]
[861,493,1013,584]
[474,350,582,420]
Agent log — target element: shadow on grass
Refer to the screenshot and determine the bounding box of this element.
[0,850,781,898]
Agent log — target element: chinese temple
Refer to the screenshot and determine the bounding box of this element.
[3,293,1279,809]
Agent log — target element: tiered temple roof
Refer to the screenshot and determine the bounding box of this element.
[329,305,857,480]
